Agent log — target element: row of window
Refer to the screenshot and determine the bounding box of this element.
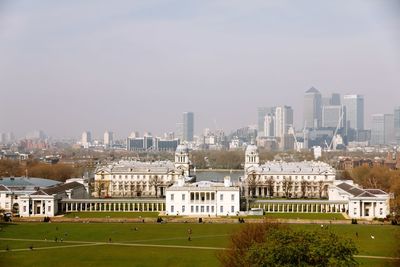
[105,175,170,180]
[170,193,236,201]
[170,205,235,213]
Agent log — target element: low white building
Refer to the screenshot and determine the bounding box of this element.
[328,180,390,219]
[165,176,240,216]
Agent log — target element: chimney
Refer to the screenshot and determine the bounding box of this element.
[224,176,231,187]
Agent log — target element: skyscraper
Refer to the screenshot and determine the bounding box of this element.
[343,94,364,131]
[183,112,194,142]
[104,131,114,148]
[274,106,294,150]
[395,107,400,145]
[81,131,92,148]
[303,87,322,129]
[371,114,394,145]
[322,105,346,128]
[257,107,273,137]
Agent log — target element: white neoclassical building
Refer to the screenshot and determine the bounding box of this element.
[165,176,240,216]
[243,144,336,198]
[328,180,390,219]
[94,144,192,198]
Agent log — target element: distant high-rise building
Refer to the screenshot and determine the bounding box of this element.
[330,93,341,105]
[264,113,275,137]
[371,114,394,145]
[183,112,194,142]
[322,105,346,128]
[81,131,92,147]
[394,107,400,145]
[257,107,274,137]
[343,94,364,131]
[26,130,46,140]
[275,106,294,150]
[104,131,114,148]
[303,87,322,129]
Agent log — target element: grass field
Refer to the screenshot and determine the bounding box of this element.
[0,222,399,267]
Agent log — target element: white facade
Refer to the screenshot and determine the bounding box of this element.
[328,180,389,219]
[94,144,192,197]
[165,177,240,216]
[244,145,335,198]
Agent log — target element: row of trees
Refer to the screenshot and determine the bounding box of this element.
[246,173,328,199]
[0,159,83,181]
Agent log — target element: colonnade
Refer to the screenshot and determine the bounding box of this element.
[254,200,347,213]
[61,199,165,213]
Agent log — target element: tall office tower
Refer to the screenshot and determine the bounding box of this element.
[183,112,194,142]
[395,107,400,145]
[330,93,341,105]
[264,113,275,137]
[371,114,394,145]
[104,131,114,148]
[81,131,92,147]
[343,94,364,131]
[257,107,273,137]
[322,105,346,128]
[274,106,294,150]
[303,87,322,129]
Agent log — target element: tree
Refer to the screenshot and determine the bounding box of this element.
[149,175,163,198]
[282,177,293,198]
[247,173,260,198]
[218,222,358,267]
[266,177,274,197]
[300,180,309,198]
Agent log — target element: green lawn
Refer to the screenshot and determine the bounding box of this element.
[263,212,346,220]
[63,212,160,218]
[0,222,398,267]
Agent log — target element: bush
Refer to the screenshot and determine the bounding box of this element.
[218,222,358,267]
[351,219,358,224]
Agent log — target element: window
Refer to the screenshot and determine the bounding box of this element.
[220,194,224,201]
[220,206,223,213]
[190,193,194,201]
[201,206,204,212]
[211,206,215,213]
[231,194,235,201]
[23,206,26,212]
[231,206,234,213]
[182,206,185,213]
[196,206,199,212]
[171,205,174,213]
[206,206,209,213]
[379,208,383,215]
[354,208,357,215]
[191,206,194,212]
[48,206,51,212]
[170,194,174,201]
[182,194,185,201]
[211,193,215,200]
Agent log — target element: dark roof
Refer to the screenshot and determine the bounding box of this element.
[42,182,83,195]
[336,183,375,197]
[31,190,48,196]
[365,189,387,195]
[305,87,320,94]
[0,177,60,188]
[0,185,10,191]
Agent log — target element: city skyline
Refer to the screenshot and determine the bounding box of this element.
[1,1,400,138]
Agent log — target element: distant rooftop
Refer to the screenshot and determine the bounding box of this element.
[0,177,60,188]
[305,87,320,94]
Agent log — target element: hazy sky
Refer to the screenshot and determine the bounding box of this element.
[1,0,399,139]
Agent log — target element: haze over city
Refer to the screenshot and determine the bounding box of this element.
[1,0,400,138]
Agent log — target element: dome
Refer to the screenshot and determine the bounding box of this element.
[176,144,189,154]
[246,144,258,154]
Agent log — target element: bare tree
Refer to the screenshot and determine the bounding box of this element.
[149,175,164,198]
[266,177,274,197]
[300,180,309,198]
[318,181,328,198]
[282,177,293,198]
[247,173,260,198]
